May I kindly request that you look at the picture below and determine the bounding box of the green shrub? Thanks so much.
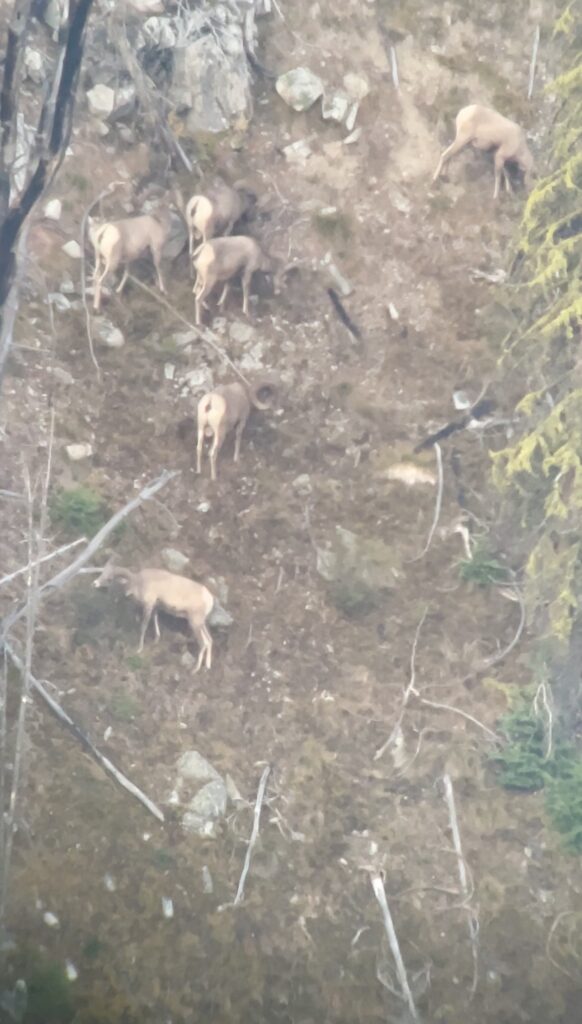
[492,701,550,790]
[49,486,109,538]
[546,760,582,852]
[459,545,509,586]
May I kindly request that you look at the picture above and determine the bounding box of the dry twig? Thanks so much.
[233,764,271,905]
[409,443,443,562]
[374,610,427,761]
[370,873,420,1020]
[442,775,479,998]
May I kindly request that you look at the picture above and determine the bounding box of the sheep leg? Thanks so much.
[151,247,166,294]
[217,282,230,307]
[194,275,216,326]
[196,423,206,474]
[202,624,212,669]
[233,417,246,462]
[432,134,471,182]
[241,271,252,317]
[138,602,155,652]
[209,424,226,481]
[493,150,507,200]
[503,167,513,194]
[190,622,211,672]
[153,612,161,641]
[115,267,129,294]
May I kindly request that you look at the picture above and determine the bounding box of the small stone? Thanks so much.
[292,473,312,496]
[161,548,190,573]
[344,102,359,133]
[52,366,74,385]
[161,897,174,919]
[176,750,220,784]
[103,873,116,892]
[207,602,234,629]
[276,67,324,112]
[42,0,63,32]
[48,292,71,312]
[44,198,62,221]
[87,84,115,118]
[129,0,165,11]
[283,139,312,164]
[225,774,245,804]
[197,501,211,513]
[94,318,125,348]
[321,91,350,123]
[229,321,255,344]
[388,303,399,320]
[182,779,228,837]
[343,128,362,145]
[24,48,45,85]
[343,73,370,101]
[164,363,176,380]
[181,367,213,392]
[43,911,59,928]
[59,274,75,293]
[62,240,82,259]
[65,443,92,461]
[202,865,214,893]
[65,961,78,982]
[326,261,353,297]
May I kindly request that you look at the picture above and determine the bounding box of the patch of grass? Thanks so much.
[327,578,382,619]
[108,690,141,722]
[150,847,176,870]
[25,961,74,1024]
[126,653,145,671]
[49,486,109,538]
[546,760,582,852]
[459,545,509,586]
[82,936,107,960]
[68,171,90,194]
[312,209,353,244]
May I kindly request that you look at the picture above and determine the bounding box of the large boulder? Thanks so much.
[171,15,252,133]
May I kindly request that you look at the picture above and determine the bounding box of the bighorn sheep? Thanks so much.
[89,208,173,312]
[197,380,274,480]
[432,104,534,200]
[93,564,214,669]
[192,235,278,324]
[185,182,254,258]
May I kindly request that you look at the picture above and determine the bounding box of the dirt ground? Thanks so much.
[2,1,581,1022]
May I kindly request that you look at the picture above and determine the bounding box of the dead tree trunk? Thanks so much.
[0,0,95,381]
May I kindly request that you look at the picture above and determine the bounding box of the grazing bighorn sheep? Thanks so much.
[185,182,254,258]
[93,564,214,670]
[197,380,274,480]
[433,104,534,200]
[192,235,278,325]
[89,208,173,312]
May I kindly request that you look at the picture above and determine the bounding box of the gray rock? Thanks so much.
[239,341,266,371]
[87,84,115,118]
[164,363,175,381]
[182,779,227,837]
[201,865,214,893]
[44,199,62,221]
[61,240,82,259]
[321,91,350,123]
[109,83,137,123]
[52,367,74,386]
[282,139,313,164]
[94,318,125,349]
[181,367,213,392]
[344,102,360,133]
[316,526,398,616]
[171,25,251,133]
[176,750,221,784]
[276,67,324,111]
[141,15,177,49]
[292,473,312,496]
[326,260,353,297]
[59,274,75,293]
[207,601,234,629]
[48,293,71,312]
[65,443,93,461]
[343,72,370,101]
[161,548,190,573]
[24,48,45,85]
[229,321,255,344]
[42,0,64,33]
[173,329,198,349]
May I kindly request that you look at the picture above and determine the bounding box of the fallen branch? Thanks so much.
[375,609,427,761]
[527,25,540,100]
[442,775,479,998]
[0,537,85,589]
[4,643,164,822]
[390,46,400,90]
[417,697,501,743]
[545,911,579,982]
[409,443,443,562]
[127,274,251,386]
[479,585,526,671]
[233,764,271,905]
[0,469,179,644]
[327,287,362,340]
[370,873,420,1021]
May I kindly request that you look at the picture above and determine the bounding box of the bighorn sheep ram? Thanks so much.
[185,182,254,258]
[433,104,534,200]
[192,235,279,325]
[197,380,274,480]
[89,208,173,312]
[94,564,214,670]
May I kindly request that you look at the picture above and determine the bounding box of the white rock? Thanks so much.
[66,443,93,462]
[343,73,370,101]
[52,367,74,385]
[282,139,312,164]
[164,363,176,380]
[94,318,125,348]
[292,473,312,496]
[229,321,254,344]
[65,960,78,981]
[44,199,62,221]
[43,911,59,928]
[345,102,360,133]
[276,67,324,112]
[176,751,220,784]
[343,128,362,145]
[48,293,71,312]
[62,240,82,259]
[24,49,44,85]
[181,367,213,392]
[104,873,116,892]
[321,91,350,123]
[142,16,177,49]
[87,84,115,118]
[59,274,75,293]
[162,897,174,919]
[161,548,190,574]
